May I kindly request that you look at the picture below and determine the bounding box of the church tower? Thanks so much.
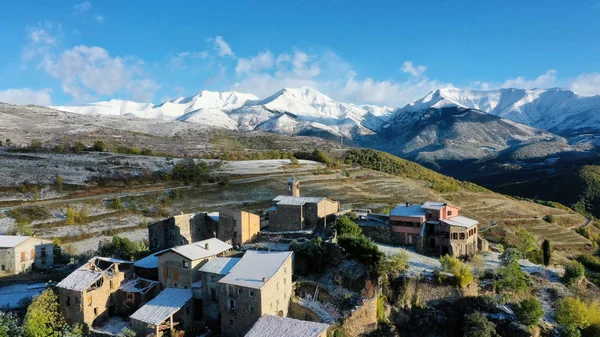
[287,174,300,197]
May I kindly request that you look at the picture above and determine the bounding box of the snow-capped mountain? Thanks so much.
[50,87,390,138]
[394,88,600,136]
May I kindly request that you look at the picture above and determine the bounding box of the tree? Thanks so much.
[494,260,531,294]
[290,156,299,165]
[55,176,64,189]
[23,289,67,337]
[333,216,362,237]
[542,239,552,266]
[563,262,585,286]
[546,214,556,223]
[109,198,124,210]
[556,297,590,332]
[92,140,106,152]
[440,254,473,288]
[72,142,85,154]
[499,248,522,266]
[0,311,23,337]
[77,206,89,223]
[514,297,544,327]
[516,227,536,258]
[463,312,498,337]
[377,252,408,278]
[65,207,76,225]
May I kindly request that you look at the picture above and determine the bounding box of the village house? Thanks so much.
[218,250,294,337]
[266,175,340,232]
[129,287,195,336]
[389,201,480,256]
[148,211,259,251]
[197,257,242,327]
[57,257,134,327]
[0,235,53,275]
[244,315,330,337]
[157,238,233,290]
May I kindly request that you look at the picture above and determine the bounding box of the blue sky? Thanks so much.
[1,0,599,107]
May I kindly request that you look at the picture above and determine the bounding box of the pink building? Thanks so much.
[389,201,479,256]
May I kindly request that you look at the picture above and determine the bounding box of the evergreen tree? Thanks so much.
[23,289,67,337]
[542,239,552,266]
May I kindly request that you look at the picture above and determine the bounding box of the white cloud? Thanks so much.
[42,45,158,101]
[235,51,274,74]
[210,36,234,57]
[402,61,427,77]
[95,15,104,23]
[0,88,52,105]
[501,69,557,89]
[22,22,62,61]
[74,1,92,14]
[169,51,210,68]
[570,73,600,96]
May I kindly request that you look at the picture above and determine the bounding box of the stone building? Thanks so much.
[157,238,232,289]
[149,211,259,251]
[389,201,480,256]
[218,250,294,337]
[129,287,194,336]
[287,174,300,197]
[0,235,53,275]
[57,257,133,327]
[245,315,329,337]
[197,257,241,326]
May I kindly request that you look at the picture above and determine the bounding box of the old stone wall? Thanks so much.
[360,225,403,245]
[288,301,321,322]
[342,296,378,336]
[269,204,304,232]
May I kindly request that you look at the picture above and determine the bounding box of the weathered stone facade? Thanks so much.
[217,211,260,246]
[0,236,53,275]
[268,198,340,232]
[341,296,378,336]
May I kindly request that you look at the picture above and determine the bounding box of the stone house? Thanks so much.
[218,250,294,337]
[197,257,242,326]
[157,238,232,290]
[57,257,133,327]
[0,235,53,275]
[389,201,479,256]
[245,315,329,337]
[149,211,259,251]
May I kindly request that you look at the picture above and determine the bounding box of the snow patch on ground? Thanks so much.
[0,282,47,309]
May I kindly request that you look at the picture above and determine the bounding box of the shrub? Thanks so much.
[563,262,585,286]
[494,260,531,294]
[23,289,67,337]
[92,140,107,152]
[101,236,149,261]
[0,311,23,337]
[556,297,590,331]
[576,255,600,272]
[516,227,536,258]
[463,312,497,337]
[546,214,556,223]
[109,198,124,210]
[514,297,544,327]
[171,158,211,184]
[337,234,383,267]
[377,252,408,278]
[290,156,299,165]
[499,248,522,266]
[333,216,362,237]
[72,142,85,153]
[440,255,473,288]
[289,237,327,273]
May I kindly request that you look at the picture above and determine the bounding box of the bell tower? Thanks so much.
[287,174,300,197]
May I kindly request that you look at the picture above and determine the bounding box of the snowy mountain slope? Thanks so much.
[50,87,388,138]
[395,88,600,136]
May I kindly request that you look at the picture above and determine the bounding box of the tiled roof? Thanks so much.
[245,315,329,337]
[219,250,292,289]
[199,257,241,275]
[0,235,49,248]
[129,288,192,325]
[161,238,232,261]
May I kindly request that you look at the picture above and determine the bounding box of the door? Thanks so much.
[429,238,436,249]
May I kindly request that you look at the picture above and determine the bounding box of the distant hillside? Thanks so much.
[495,165,600,218]
[344,148,489,193]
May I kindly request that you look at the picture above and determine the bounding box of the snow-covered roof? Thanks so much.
[133,249,169,269]
[97,257,132,264]
[421,201,446,210]
[288,174,297,183]
[129,288,192,325]
[0,235,50,248]
[442,216,478,228]
[161,238,232,261]
[199,257,241,275]
[57,257,130,291]
[207,212,220,223]
[219,250,292,289]
[245,315,329,337]
[273,195,323,206]
[389,204,426,218]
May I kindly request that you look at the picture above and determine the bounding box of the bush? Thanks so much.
[563,262,585,286]
[463,312,497,337]
[289,238,327,273]
[576,255,600,272]
[92,140,107,152]
[0,311,23,337]
[171,158,211,185]
[377,252,408,278]
[23,289,67,337]
[499,248,523,266]
[440,255,473,288]
[514,297,544,327]
[333,216,362,237]
[72,142,85,153]
[101,236,149,261]
[556,297,591,332]
[108,198,124,210]
[493,260,531,294]
[546,214,556,223]
[338,234,383,267]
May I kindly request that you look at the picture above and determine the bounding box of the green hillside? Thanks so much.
[496,165,600,218]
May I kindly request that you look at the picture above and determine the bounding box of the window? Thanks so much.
[283,278,287,285]
[249,290,255,297]
[186,306,189,314]
[270,302,274,309]
[75,297,80,304]
[276,282,279,290]
[109,280,114,289]
[88,296,92,306]
[284,292,287,299]
[1,265,4,271]
[459,233,465,240]
[210,288,217,302]
[93,308,98,316]
[182,260,189,269]
[228,299,235,313]
[31,249,35,260]
[66,296,71,306]
[238,287,243,295]
[229,320,233,325]
[41,247,46,257]
[249,305,255,312]
[20,252,26,262]
[210,275,216,282]
[447,210,452,216]
[284,267,287,273]
[127,293,133,300]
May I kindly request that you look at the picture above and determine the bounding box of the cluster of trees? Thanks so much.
[344,148,487,193]
[100,236,150,261]
[65,206,89,225]
[438,255,473,288]
[171,158,211,185]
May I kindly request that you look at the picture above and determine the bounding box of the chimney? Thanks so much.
[205,243,209,250]
[405,202,409,207]
[262,277,266,282]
